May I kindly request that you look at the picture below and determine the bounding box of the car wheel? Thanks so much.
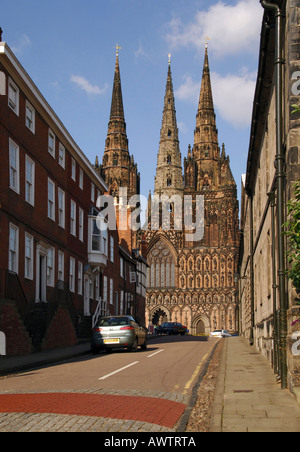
[130,338,138,352]
[141,338,147,351]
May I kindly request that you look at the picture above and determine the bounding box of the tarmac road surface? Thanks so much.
[0,335,218,432]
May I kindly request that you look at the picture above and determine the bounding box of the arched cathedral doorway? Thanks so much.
[196,320,205,335]
[192,315,210,336]
[152,308,169,326]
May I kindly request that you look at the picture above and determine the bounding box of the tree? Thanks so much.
[285,181,300,293]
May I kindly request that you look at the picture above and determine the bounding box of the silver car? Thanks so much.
[91,315,147,354]
[209,329,232,338]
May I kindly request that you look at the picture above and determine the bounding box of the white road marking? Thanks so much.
[98,361,139,380]
[147,349,164,358]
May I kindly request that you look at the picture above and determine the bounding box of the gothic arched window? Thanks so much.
[148,240,176,289]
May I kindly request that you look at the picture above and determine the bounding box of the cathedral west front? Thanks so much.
[97,45,239,336]
[143,46,239,335]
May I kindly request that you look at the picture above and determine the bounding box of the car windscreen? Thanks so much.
[98,317,129,327]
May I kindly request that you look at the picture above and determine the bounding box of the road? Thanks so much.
[0,336,218,432]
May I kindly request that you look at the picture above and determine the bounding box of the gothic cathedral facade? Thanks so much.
[97,47,239,335]
[144,47,239,335]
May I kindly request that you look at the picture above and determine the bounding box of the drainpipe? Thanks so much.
[260,1,287,389]
[268,191,279,376]
[249,194,255,346]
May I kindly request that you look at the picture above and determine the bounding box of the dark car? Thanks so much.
[91,315,147,354]
[155,322,187,336]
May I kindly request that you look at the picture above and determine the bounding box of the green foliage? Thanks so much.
[292,104,300,114]
[285,181,300,291]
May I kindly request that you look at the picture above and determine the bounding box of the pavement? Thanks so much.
[0,340,92,376]
[209,337,300,432]
[0,336,300,432]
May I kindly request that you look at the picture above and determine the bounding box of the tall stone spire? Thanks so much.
[99,48,140,200]
[193,45,220,163]
[154,57,183,197]
[109,50,124,120]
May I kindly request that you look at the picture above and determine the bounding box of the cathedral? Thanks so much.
[97,45,239,335]
[143,46,239,335]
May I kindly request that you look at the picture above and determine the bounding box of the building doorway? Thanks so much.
[84,275,90,316]
[35,244,47,303]
[152,308,168,326]
[193,315,210,336]
[196,320,205,335]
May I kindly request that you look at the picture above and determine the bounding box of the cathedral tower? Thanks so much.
[97,48,140,200]
[154,57,183,197]
[193,44,220,164]
[185,45,236,193]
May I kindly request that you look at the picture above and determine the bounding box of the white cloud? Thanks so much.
[211,71,256,128]
[71,75,108,95]
[175,69,257,129]
[135,40,147,59]
[165,0,262,57]
[11,34,31,55]
[177,121,188,135]
[176,74,200,104]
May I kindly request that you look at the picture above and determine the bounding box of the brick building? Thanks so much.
[0,37,145,357]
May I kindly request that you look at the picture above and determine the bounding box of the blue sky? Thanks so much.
[2,0,264,203]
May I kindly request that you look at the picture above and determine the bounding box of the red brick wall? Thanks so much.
[42,305,77,351]
[0,300,32,356]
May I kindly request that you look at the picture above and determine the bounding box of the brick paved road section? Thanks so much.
[0,413,177,432]
[0,393,186,430]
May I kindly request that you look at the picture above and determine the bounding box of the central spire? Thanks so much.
[110,49,124,120]
[154,58,183,197]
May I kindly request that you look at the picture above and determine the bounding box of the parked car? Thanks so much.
[91,315,147,354]
[209,330,232,338]
[155,322,187,336]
